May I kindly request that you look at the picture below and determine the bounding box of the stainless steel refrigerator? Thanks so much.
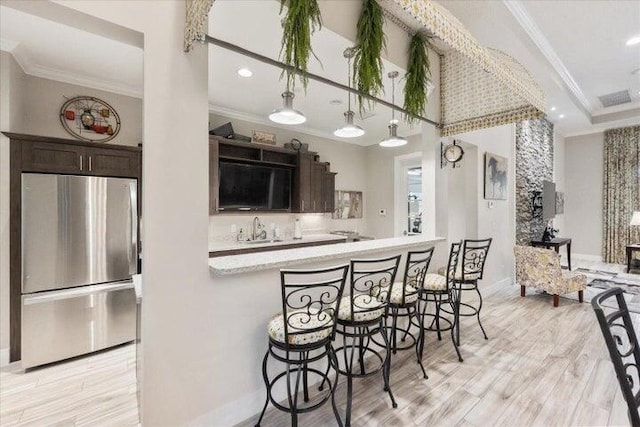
[21,173,138,368]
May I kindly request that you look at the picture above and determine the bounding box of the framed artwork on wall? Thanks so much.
[332,190,363,219]
[484,152,508,200]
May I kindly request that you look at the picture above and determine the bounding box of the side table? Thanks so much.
[626,244,640,273]
[531,237,572,270]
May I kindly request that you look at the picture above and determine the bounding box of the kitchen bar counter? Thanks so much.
[209,235,445,276]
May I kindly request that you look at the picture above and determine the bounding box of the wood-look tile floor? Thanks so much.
[0,261,635,427]
[0,344,138,427]
[238,278,636,427]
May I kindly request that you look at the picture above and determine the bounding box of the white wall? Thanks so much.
[452,124,517,286]
[564,132,604,258]
[20,73,142,146]
[0,51,25,363]
[553,131,565,233]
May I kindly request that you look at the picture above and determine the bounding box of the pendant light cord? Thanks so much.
[347,56,352,112]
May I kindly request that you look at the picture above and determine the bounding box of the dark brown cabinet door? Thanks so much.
[312,163,327,213]
[85,147,140,178]
[296,153,315,213]
[322,172,336,213]
[21,141,84,173]
[209,140,219,214]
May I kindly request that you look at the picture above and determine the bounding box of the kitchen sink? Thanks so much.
[241,239,284,244]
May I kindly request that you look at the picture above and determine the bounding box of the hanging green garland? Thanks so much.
[404,33,431,123]
[353,0,387,113]
[279,0,322,90]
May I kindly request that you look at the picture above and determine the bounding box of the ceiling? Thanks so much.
[1,0,638,139]
[435,0,640,137]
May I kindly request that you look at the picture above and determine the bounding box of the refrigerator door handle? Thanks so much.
[23,281,134,305]
[129,181,138,275]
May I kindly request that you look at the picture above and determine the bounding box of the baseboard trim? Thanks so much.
[0,348,9,367]
[572,253,603,262]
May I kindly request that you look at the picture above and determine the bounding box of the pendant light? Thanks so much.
[334,48,365,138]
[269,90,306,125]
[379,71,408,148]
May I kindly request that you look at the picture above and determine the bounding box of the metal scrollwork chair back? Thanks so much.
[447,241,463,288]
[350,255,401,321]
[401,248,435,305]
[460,238,492,281]
[280,264,349,347]
[592,287,640,426]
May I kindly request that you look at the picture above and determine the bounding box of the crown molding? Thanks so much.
[208,104,374,146]
[503,0,594,118]
[1,41,142,99]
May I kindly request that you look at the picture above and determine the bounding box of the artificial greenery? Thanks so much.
[353,0,386,113]
[279,0,322,91]
[403,33,431,123]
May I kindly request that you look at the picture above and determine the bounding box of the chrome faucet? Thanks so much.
[252,216,266,240]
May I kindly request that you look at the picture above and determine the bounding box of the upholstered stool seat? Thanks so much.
[268,311,334,346]
[436,266,481,281]
[422,273,447,291]
[337,295,385,322]
[387,283,419,304]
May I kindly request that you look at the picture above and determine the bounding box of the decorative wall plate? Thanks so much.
[60,96,121,143]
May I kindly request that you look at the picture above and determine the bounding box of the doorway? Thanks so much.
[394,152,423,237]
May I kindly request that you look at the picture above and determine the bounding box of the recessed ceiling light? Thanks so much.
[329,99,343,106]
[237,68,253,78]
[559,114,565,119]
[550,106,556,112]
[626,35,640,46]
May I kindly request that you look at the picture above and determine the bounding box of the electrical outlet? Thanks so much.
[379,209,387,216]
[231,224,237,233]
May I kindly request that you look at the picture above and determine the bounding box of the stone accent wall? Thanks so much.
[515,118,554,245]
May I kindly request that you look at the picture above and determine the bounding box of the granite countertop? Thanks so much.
[208,233,347,253]
[209,235,445,276]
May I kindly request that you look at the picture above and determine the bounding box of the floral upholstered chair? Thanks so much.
[514,245,587,307]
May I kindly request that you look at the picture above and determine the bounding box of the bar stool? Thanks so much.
[440,238,492,345]
[331,255,401,427]
[255,264,349,427]
[384,248,434,379]
[416,242,463,366]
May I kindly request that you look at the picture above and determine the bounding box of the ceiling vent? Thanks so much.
[598,90,631,108]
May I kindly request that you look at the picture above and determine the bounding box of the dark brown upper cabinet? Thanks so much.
[209,136,336,215]
[10,133,141,179]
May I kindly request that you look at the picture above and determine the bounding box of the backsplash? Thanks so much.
[208,213,368,243]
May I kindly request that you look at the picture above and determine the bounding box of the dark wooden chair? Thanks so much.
[592,287,640,426]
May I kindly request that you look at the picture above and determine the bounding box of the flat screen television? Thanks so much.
[542,180,556,220]
[219,161,291,210]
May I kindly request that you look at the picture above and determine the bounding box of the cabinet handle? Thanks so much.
[89,156,92,172]
[80,155,83,171]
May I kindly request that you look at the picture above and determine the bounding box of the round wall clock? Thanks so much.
[60,96,121,143]
[443,141,464,164]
